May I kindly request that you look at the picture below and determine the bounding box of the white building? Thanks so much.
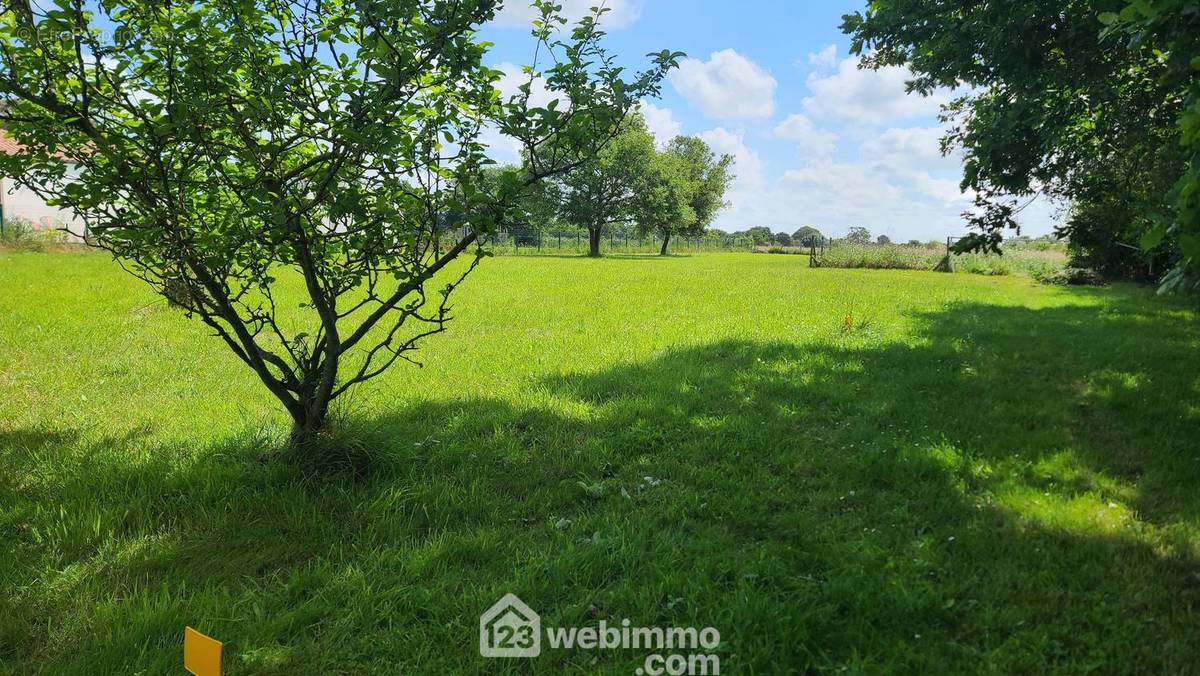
[0,130,86,239]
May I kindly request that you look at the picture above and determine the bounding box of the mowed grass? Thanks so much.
[1,251,1199,674]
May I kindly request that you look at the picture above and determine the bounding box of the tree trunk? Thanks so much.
[588,227,602,257]
[659,232,671,256]
[289,391,331,447]
[287,345,339,448]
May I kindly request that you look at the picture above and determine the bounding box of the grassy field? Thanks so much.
[2,251,1199,673]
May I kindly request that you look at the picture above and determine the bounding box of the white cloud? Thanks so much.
[694,53,1055,240]
[639,102,682,147]
[698,127,765,188]
[859,127,948,170]
[808,45,838,68]
[670,49,777,121]
[857,127,972,204]
[493,0,642,29]
[478,124,524,165]
[493,62,558,108]
[906,172,970,204]
[803,56,953,124]
[712,160,972,239]
[774,113,838,161]
[779,163,906,213]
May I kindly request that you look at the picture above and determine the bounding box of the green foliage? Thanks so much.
[0,0,678,441]
[655,135,735,251]
[788,241,1068,278]
[1041,266,1108,286]
[817,242,942,270]
[842,0,1194,290]
[4,251,1200,672]
[542,111,658,255]
[742,226,774,246]
[846,226,872,245]
[1103,0,1200,292]
[0,215,36,246]
[631,147,695,254]
[546,128,734,257]
[793,225,823,245]
[0,216,71,252]
[876,235,892,245]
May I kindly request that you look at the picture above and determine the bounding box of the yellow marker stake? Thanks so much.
[183,626,222,676]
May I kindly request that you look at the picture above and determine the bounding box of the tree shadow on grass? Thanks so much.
[2,290,1198,673]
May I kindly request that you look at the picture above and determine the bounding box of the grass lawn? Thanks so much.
[2,251,1199,673]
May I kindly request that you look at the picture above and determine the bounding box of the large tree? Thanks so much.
[846,226,872,245]
[1105,1,1200,291]
[0,0,678,445]
[646,135,734,256]
[792,226,823,246]
[743,226,773,246]
[545,111,657,257]
[841,0,1194,287]
[631,148,694,256]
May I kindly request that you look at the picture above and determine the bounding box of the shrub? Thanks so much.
[0,216,37,242]
[819,243,942,270]
[956,254,1013,276]
[1040,267,1106,286]
[0,217,68,251]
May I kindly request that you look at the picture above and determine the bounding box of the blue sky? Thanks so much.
[480,0,1060,241]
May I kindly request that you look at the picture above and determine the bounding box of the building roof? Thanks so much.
[0,128,74,160]
[0,129,24,155]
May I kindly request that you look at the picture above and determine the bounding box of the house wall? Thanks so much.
[1,168,87,240]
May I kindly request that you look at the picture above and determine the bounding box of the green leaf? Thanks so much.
[1140,224,1166,250]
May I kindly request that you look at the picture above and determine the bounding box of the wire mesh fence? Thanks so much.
[458,226,756,255]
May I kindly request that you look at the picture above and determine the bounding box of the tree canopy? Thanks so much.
[842,0,1199,289]
[536,119,733,256]
[846,227,872,245]
[539,111,656,256]
[743,226,774,246]
[635,135,734,255]
[792,226,823,245]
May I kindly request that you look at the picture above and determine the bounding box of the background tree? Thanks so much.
[632,149,695,256]
[744,226,774,246]
[0,0,678,446]
[542,112,656,257]
[876,235,892,245]
[773,232,793,247]
[650,135,734,255]
[846,227,872,245]
[842,0,1193,287]
[1105,1,1200,291]
[792,226,823,246]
